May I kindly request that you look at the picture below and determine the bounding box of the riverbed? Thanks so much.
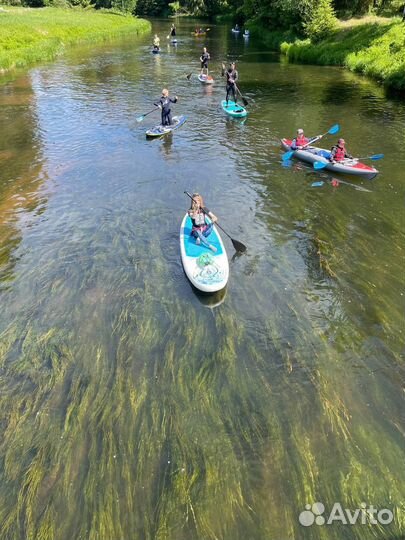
[0,18,404,540]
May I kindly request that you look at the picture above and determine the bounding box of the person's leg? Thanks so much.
[226,85,230,105]
[232,85,237,104]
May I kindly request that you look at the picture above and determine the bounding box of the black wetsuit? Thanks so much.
[200,51,210,70]
[171,27,176,36]
[154,95,178,126]
[226,68,238,104]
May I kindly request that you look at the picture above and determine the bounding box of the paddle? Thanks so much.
[186,72,192,80]
[282,123,340,161]
[136,106,158,122]
[355,153,384,161]
[313,152,383,170]
[184,191,246,253]
[221,63,248,106]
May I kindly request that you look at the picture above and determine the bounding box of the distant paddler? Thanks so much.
[200,47,211,76]
[153,34,160,52]
[224,62,238,106]
[154,88,178,127]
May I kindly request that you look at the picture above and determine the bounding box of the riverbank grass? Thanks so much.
[0,7,150,73]
[280,16,405,90]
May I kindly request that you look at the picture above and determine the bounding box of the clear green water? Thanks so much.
[0,18,404,540]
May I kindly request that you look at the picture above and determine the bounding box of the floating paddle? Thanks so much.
[355,153,384,161]
[184,191,246,253]
[282,124,340,161]
[136,106,158,122]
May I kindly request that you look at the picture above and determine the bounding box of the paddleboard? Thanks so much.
[171,39,178,44]
[243,31,250,38]
[180,214,229,293]
[231,28,240,33]
[152,48,160,54]
[221,99,248,118]
[198,74,214,84]
[146,115,187,138]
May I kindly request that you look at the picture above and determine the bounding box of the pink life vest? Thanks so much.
[296,135,309,147]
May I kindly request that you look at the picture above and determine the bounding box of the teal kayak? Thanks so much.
[221,100,247,118]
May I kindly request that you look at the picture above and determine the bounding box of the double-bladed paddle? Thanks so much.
[313,153,383,170]
[136,106,158,122]
[282,123,340,162]
[184,191,246,253]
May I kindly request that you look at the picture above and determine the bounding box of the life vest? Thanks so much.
[191,210,206,229]
[296,135,308,146]
[332,145,346,161]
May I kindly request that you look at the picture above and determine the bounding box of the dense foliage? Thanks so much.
[1,0,403,40]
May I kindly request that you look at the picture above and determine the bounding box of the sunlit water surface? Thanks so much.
[0,18,404,540]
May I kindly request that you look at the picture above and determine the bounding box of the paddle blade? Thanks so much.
[232,238,247,253]
[311,181,324,187]
[242,96,248,106]
[370,153,384,160]
[314,161,328,170]
[186,72,192,80]
[328,124,340,135]
[282,150,294,161]
[136,115,144,122]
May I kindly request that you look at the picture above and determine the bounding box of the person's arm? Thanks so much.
[345,149,353,159]
[170,96,178,103]
[329,147,337,161]
[291,138,297,150]
[234,70,239,82]
[204,207,217,223]
[308,134,322,145]
[154,98,162,108]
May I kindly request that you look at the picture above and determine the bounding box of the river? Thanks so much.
[0,17,404,540]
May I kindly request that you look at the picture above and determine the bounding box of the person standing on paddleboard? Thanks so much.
[291,128,321,150]
[200,47,210,76]
[154,89,178,127]
[329,138,353,162]
[153,34,160,52]
[188,194,218,252]
[225,62,238,106]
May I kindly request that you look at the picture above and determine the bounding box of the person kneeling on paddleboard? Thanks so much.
[225,62,238,106]
[291,128,321,150]
[200,47,210,76]
[188,194,218,252]
[154,89,178,127]
[329,138,352,162]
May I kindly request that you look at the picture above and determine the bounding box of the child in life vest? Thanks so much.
[330,138,352,162]
[291,128,321,150]
[188,194,218,252]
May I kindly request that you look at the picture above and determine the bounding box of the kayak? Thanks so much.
[221,99,248,118]
[180,214,229,293]
[198,74,214,84]
[243,31,250,38]
[281,138,379,180]
[146,115,187,138]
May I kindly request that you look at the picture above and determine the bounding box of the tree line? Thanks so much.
[3,0,403,39]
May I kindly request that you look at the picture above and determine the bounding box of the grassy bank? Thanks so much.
[0,6,151,73]
[279,16,405,90]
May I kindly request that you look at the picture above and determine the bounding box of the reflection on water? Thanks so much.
[0,19,405,540]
